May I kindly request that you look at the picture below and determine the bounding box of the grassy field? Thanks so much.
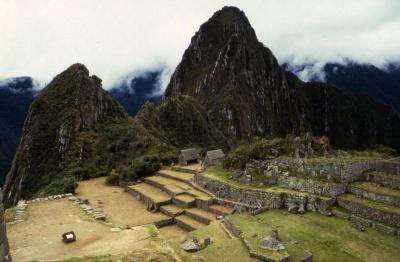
[227,210,400,262]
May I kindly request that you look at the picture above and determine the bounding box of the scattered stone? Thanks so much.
[216,215,224,220]
[68,196,78,201]
[110,227,122,232]
[260,230,285,251]
[298,203,306,214]
[291,240,299,245]
[288,203,299,214]
[204,237,212,247]
[352,222,366,231]
[232,204,242,215]
[94,214,106,221]
[62,231,76,243]
[181,236,202,252]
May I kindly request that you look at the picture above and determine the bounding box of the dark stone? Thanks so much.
[62,231,77,243]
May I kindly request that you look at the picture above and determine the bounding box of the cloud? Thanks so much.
[0,0,399,91]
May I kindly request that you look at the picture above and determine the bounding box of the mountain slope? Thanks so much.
[3,64,128,205]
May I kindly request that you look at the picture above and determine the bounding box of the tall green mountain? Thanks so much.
[3,64,129,205]
[162,6,400,150]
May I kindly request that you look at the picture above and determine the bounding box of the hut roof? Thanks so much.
[180,148,199,162]
[205,149,225,161]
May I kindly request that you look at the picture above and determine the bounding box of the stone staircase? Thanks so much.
[125,167,233,232]
[334,170,400,235]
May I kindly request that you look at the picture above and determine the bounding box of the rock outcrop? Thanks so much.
[3,64,127,206]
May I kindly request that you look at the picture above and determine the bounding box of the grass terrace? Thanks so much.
[351,182,400,198]
[226,210,400,262]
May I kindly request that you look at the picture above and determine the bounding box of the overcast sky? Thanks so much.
[1,0,399,90]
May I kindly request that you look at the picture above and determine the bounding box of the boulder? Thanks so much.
[181,236,202,252]
[260,230,285,251]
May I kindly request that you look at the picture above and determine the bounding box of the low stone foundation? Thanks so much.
[1,188,12,262]
[194,174,334,215]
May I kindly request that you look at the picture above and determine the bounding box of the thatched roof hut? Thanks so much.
[179,148,200,165]
[202,149,225,168]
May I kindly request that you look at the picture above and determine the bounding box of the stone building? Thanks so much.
[179,148,200,165]
[0,188,12,261]
[202,149,225,168]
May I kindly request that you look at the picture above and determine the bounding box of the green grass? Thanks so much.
[4,207,16,223]
[339,194,400,215]
[227,210,400,262]
[351,182,400,198]
[203,166,331,200]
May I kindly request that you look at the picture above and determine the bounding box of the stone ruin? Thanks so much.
[260,229,285,251]
[1,188,12,262]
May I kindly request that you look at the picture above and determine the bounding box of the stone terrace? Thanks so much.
[124,166,233,232]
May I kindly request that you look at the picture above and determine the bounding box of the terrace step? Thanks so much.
[172,194,196,208]
[145,175,190,190]
[125,183,171,210]
[175,214,206,231]
[158,169,194,183]
[185,208,216,225]
[337,194,400,228]
[160,204,185,217]
[349,182,400,207]
[203,204,233,216]
[365,171,400,190]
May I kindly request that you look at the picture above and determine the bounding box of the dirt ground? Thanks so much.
[158,224,187,240]
[7,198,151,262]
[75,177,170,227]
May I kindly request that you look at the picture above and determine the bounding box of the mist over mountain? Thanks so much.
[109,71,162,115]
[284,62,400,112]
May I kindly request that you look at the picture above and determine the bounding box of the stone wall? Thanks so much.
[0,188,12,261]
[277,175,347,198]
[337,196,400,227]
[348,186,400,207]
[273,158,400,183]
[194,174,334,215]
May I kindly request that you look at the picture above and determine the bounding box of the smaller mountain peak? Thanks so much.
[66,63,89,74]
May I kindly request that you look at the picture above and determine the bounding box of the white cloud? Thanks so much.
[0,0,399,90]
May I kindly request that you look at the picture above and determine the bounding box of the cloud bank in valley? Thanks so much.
[1,0,399,90]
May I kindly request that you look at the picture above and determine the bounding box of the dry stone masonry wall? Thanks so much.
[0,188,12,262]
[194,174,334,215]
